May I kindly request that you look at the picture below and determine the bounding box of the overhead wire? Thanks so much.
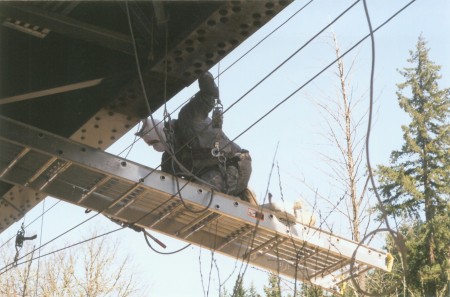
[115,0,315,158]
[0,200,61,250]
[0,0,416,282]
[347,0,413,295]
[219,0,315,78]
[221,0,360,117]
[124,1,219,214]
[120,0,361,189]
[224,0,417,292]
[120,0,413,278]
[0,211,102,276]
[116,0,363,215]
[2,227,124,273]
[225,0,418,150]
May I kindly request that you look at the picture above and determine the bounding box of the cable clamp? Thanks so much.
[212,100,223,129]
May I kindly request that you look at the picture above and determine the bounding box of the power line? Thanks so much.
[115,0,316,159]
[0,0,271,277]
[227,0,417,148]
[0,0,416,281]
[219,0,316,78]
[224,0,417,289]
[0,211,101,275]
[1,227,124,274]
[120,0,362,193]
[222,0,361,117]
[0,200,61,250]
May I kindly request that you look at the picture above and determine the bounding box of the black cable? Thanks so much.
[226,0,418,150]
[0,211,101,275]
[0,200,61,250]
[0,0,414,279]
[222,0,360,117]
[143,231,191,255]
[219,0,315,78]
[1,227,124,273]
[116,0,315,158]
[125,1,218,214]
[116,0,319,174]
[363,0,400,236]
[145,0,360,176]
[347,0,413,295]
[118,0,363,207]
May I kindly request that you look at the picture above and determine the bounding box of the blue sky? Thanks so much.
[2,0,449,296]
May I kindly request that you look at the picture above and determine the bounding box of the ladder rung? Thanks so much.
[39,161,71,191]
[309,258,349,279]
[216,225,253,251]
[149,201,183,228]
[0,147,30,178]
[183,213,221,239]
[25,156,57,186]
[78,176,110,203]
[244,235,280,259]
[114,189,147,215]
[107,183,141,210]
[255,237,289,258]
[176,211,213,236]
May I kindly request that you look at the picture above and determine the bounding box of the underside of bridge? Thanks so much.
[0,0,291,230]
[0,2,390,294]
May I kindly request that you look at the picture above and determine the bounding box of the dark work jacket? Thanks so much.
[177,92,242,156]
[161,92,242,175]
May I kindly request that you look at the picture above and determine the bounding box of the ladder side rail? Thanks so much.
[0,116,389,273]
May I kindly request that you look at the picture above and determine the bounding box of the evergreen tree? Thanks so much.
[264,274,282,297]
[299,284,325,297]
[248,283,261,297]
[233,280,248,297]
[377,36,450,296]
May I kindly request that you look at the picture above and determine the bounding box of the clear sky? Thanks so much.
[1,0,449,296]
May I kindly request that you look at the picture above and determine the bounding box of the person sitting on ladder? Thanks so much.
[136,72,257,205]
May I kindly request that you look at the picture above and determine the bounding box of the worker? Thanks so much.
[136,72,256,205]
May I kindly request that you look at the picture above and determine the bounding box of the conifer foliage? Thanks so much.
[377,36,450,296]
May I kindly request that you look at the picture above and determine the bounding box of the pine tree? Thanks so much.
[377,36,450,296]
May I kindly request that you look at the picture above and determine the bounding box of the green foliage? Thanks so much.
[299,284,325,297]
[377,35,450,219]
[264,274,282,297]
[248,283,261,297]
[224,279,262,297]
[376,36,450,296]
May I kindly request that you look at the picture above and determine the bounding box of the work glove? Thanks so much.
[198,72,219,99]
